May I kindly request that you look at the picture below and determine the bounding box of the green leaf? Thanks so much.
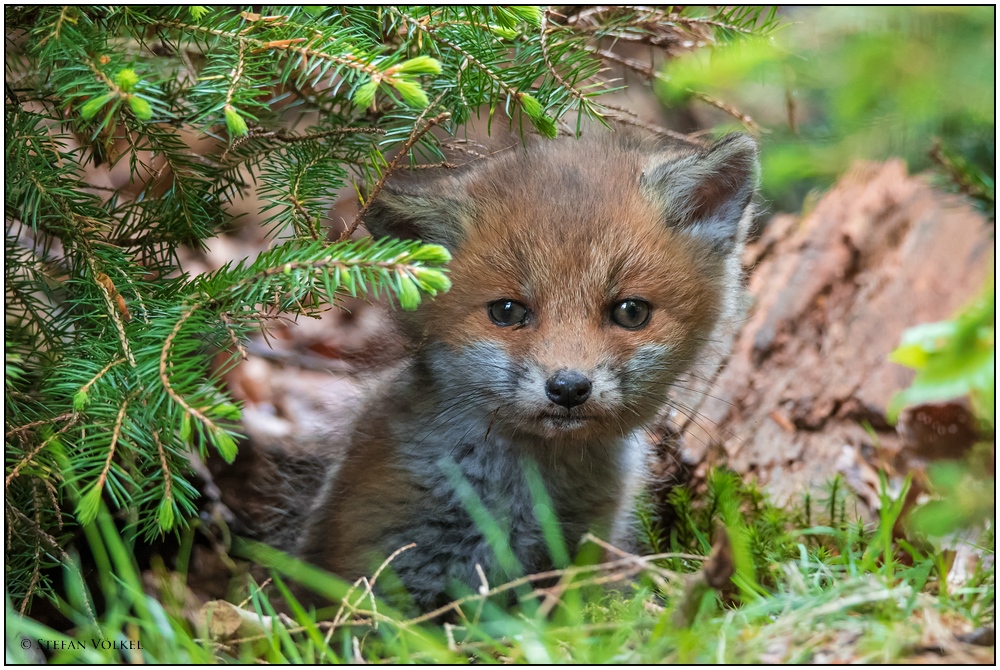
[396,272,422,310]
[891,320,959,367]
[889,345,995,422]
[114,68,139,93]
[353,80,378,109]
[80,93,117,120]
[392,79,430,109]
[157,498,176,531]
[73,390,89,412]
[128,96,152,121]
[224,105,248,136]
[888,282,994,424]
[76,485,104,525]
[887,343,930,369]
[909,462,995,535]
[188,5,209,20]
[393,56,442,76]
[211,426,238,463]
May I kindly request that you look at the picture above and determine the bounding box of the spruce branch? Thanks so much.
[92,394,132,494]
[149,19,381,77]
[691,91,761,134]
[344,110,452,241]
[159,303,224,440]
[5,414,76,439]
[88,258,136,367]
[74,357,126,410]
[5,417,80,488]
[539,8,598,112]
[600,101,703,145]
[151,428,173,526]
[37,5,76,47]
[392,10,552,131]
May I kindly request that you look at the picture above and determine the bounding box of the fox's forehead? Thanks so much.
[449,203,713,327]
[454,165,700,303]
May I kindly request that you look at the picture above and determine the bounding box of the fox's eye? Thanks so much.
[610,299,651,329]
[488,300,529,327]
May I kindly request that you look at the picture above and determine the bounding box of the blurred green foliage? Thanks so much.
[658,6,995,213]
[890,282,995,536]
[888,282,995,429]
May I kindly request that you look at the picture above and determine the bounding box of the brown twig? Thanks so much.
[401,542,692,626]
[691,91,761,134]
[599,102,703,146]
[331,543,416,632]
[929,139,995,209]
[88,258,136,367]
[150,20,381,77]
[540,8,598,110]
[340,110,451,241]
[588,46,657,79]
[18,483,49,613]
[92,393,133,493]
[77,356,127,402]
[219,126,385,165]
[151,428,173,516]
[5,413,74,439]
[395,12,518,101]
[220,314,248,361]
[288,153,326,240]
[5,416,80,488]
[159,304,223,437]
[223,38,247,113]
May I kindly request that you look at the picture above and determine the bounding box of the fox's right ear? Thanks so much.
[362,179,473,250]
[641,133,759,255]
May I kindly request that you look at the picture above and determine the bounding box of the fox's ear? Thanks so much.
[641,133,759,254]
[362,179,473,250]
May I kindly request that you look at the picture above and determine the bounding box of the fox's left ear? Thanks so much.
[362,177,473,250]
[641,134,759,254]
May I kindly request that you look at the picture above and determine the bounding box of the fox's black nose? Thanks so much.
[545,370,592,408]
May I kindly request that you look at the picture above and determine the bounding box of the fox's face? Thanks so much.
[365,132,758,442]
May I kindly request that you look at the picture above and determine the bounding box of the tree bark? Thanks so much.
[655,160,994,511]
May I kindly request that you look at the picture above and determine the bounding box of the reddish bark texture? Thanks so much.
[659,160,994,507]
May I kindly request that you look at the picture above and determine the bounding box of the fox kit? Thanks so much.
[298,130,758,612]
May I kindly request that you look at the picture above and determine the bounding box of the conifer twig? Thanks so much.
[5,414,75,438]
[691,91,761,133]
[159,304,223,436]
[341,110,451,241]
[5,417,80,488]
[540,8,600,111]
[92,393,134,493]
[151,20,381,77]
[77,357,127,400]
[151,429,173,514]
[600,101,702,145]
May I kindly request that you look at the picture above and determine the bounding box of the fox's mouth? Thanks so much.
[536,410,592,430]
[537,409,590,420]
